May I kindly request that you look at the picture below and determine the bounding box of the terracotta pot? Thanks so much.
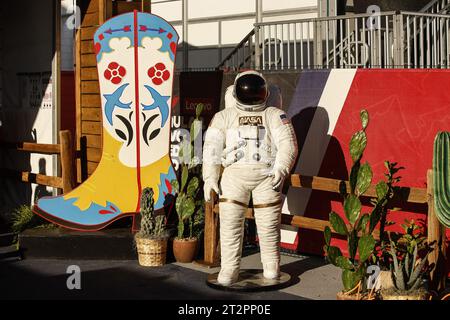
[173,237,198,263]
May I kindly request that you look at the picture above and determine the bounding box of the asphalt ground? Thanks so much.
[0,252,341,300]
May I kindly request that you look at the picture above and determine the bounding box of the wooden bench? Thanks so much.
[199,170,447,291]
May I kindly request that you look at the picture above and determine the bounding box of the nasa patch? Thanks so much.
[239,116,263,126]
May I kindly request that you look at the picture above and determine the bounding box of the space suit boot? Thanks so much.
[263,262,280,280]
[217,268,240,286]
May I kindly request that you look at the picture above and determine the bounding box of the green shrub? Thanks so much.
[10,205,54,233]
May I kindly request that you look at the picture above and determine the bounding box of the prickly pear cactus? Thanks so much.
[323,109,403,294]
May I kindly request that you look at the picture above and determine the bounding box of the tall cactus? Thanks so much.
[323,109,403,294]
[170,103,205,240]
[139,187,166,238]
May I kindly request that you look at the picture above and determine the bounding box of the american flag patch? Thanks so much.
[280,113,290,125]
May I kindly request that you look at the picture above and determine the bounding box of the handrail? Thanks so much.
[253,11,397,27]
[420,0,442,13]
[217,28,256,69]
[400,10,450,17]
[420,0,450,13]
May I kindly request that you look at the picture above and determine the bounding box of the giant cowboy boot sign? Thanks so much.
[33,11,178,231]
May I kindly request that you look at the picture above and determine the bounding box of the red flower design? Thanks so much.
[104,62,126,84]
[148,62,170,85]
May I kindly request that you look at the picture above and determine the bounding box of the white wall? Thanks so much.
[151,0,319,69]
[61,0,76,71]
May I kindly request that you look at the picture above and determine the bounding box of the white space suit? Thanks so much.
[203,71,298,285]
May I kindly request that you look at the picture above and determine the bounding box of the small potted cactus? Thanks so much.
[171,162,204,263]
[381,221,432,300]
[134,187,169,267]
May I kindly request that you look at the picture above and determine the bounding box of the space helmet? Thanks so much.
[233,70,269,111]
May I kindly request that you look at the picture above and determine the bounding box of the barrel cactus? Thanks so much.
[138,187,166,238]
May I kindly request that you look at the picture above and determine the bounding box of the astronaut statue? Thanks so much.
[202,70,298,286]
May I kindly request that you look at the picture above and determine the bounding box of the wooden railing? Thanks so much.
[0,130,76,194]
[199,170,447,291]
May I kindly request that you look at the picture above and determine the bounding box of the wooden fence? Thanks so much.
[200,170,447,291]
[0,130,76,194]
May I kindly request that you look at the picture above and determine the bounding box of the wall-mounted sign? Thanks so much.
[18,72,52,109]
[179,71,223,124]
[182,97,214,116]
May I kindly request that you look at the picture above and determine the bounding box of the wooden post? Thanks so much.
[59,130,75,194]
[99,0,107,24]
[427,169,446,291]
[195,190,220,267]
[74,5,82,184]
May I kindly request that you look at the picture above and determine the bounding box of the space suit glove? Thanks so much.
[267,165,290,191]
[204,179,220,202]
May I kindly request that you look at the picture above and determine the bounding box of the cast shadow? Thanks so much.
[280,255,328,286]
[285,106,348,255]
[0,259,304,300]
[0,0,56,232]
[33,158,52,203]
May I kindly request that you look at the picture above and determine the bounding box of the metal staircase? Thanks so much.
[420,0,450,14]
[218,0,450,71]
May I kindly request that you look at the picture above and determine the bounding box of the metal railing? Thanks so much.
[420,0,450,14]
[403,11,450,68]
[218,10,450,71]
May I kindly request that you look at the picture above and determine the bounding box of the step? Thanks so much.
[0,232,20,261]
[19,227,138,260]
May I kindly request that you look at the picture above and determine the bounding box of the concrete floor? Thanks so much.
[178,251,341,300]
[0,251,341,300]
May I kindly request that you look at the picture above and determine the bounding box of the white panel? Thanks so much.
[280,69,356,244]
[221,18,254,45]
[262,12,318,23]
[188,0,255,19]
[282,69,357,217]
[263,0,318,11]
[152,0,182,21]
[281,229,298,244]
[188,22,219,46]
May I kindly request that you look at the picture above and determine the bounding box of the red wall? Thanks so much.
[60,71,76,141]
[293,70,450,272]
